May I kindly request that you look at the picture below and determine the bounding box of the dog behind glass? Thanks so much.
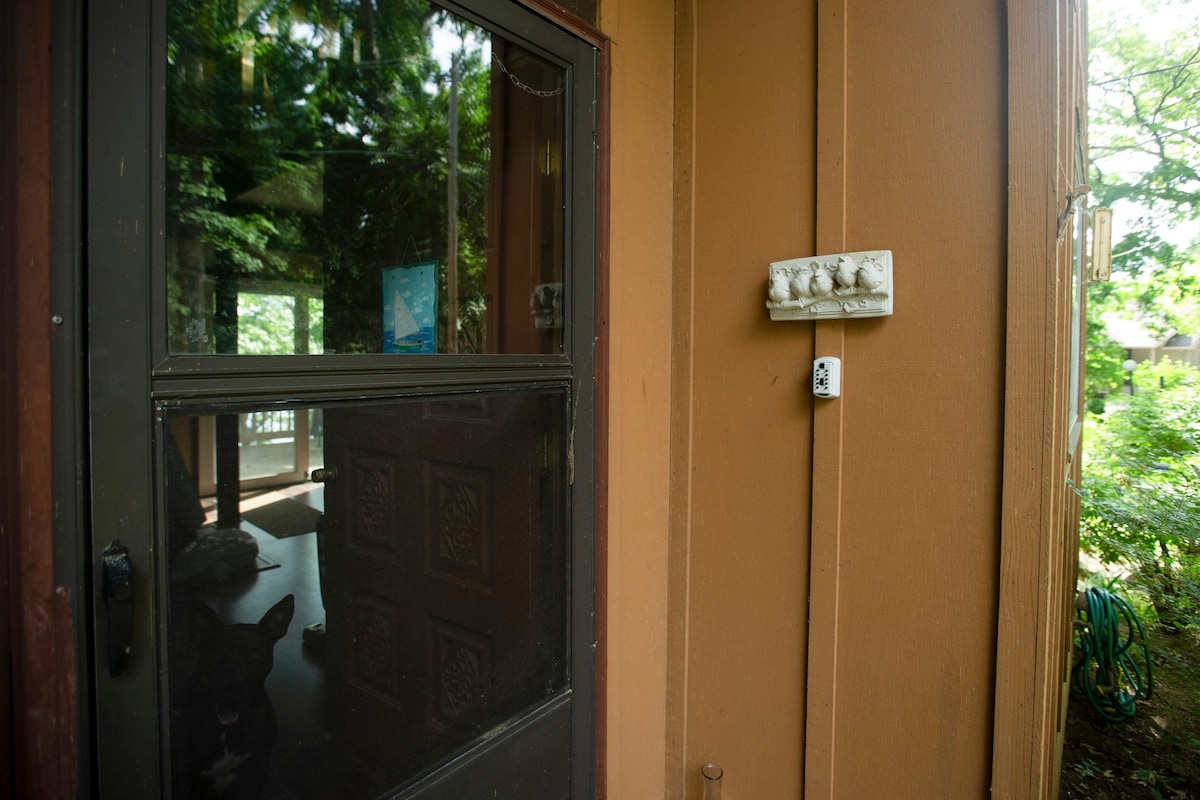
[172,594,294,798]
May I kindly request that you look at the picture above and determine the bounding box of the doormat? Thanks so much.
[242,498,321,539]
[256,552,282,572]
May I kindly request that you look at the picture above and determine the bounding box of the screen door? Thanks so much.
[86,1,597,796]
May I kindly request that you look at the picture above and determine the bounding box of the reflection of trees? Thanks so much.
[167,0,491,354]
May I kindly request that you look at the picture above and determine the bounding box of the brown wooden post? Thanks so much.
[2,0,79,795]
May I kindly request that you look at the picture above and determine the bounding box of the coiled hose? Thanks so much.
[1071,587,1154,722]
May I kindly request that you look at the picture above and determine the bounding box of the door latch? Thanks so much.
[101,539,134,677]
[311,467,337,483]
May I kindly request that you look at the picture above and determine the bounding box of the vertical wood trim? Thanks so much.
[665,0,696,797]
[7,0,78,796]
[0,0,16,789]
[1047,5,1088,795]
[992,0,1064,796]
[815,0,847,252]
[521,0,607,47]
[594,32,612,800]
[514,7,610,797]
[805,0,848,796]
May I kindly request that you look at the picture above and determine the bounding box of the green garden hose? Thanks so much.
[1071,587,1154,722]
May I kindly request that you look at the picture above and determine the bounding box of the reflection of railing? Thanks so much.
[238,409,307,485]
[196,408,321,495]
[241,409,296,446]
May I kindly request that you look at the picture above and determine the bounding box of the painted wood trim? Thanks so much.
[804,0,848,796]
[991,0,1067,796]
[5,0,79,796]
[665,0,696,797]
[0,0,16,788]
[594,31,612,800]
[514,5,611,796]
[1046,7,1090,795]
[521,0,606,47]
[513,7,611,797]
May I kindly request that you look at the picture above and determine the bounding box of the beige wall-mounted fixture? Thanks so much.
[766,250,894,320]
[1092,208,1114,282]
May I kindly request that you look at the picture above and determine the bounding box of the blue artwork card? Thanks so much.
[382,262,438,354]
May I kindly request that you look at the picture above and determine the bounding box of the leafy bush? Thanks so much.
[1079,358,1200,630]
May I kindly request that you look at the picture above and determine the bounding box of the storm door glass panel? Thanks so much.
[162,389,568,798]
[166,0,566,356]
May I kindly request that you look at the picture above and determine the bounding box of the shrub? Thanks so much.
[1079,358,1200,630]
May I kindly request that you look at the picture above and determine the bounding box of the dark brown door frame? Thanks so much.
[2,0,88,796]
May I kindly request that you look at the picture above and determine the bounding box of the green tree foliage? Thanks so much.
[1079,359,1200,629]
[1089,3,1200,277]
[1082,2,1200,628]
[1087,0,1200,397]
[166,0,494,354]
[236,293,324,354]
[1090,2,1200,225]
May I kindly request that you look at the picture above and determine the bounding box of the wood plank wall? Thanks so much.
[661,0,1010,795]
[815,1,1008,796]
[674,1,817,797]
[993,1,1085,796]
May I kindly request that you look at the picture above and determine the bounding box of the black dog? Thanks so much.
[172,594,295,798]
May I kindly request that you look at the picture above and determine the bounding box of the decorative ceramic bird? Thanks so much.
[790,266,813,299]
[810,263,834,296]
[834,256,858,289]
[857,258,886,292]
[768,271,791,303]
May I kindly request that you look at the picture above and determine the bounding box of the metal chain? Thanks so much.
[491,53,564,97]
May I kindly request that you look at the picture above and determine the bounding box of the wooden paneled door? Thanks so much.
[318,391,568,786]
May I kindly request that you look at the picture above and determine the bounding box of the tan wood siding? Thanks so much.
[815,1,1009,796]
[676,1,818,796]
[993,0,1087,797]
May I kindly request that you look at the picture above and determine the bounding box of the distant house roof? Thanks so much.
[1166,333,1197,348]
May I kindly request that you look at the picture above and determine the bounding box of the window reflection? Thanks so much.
[163,390,568,797]
[167,1,566,356]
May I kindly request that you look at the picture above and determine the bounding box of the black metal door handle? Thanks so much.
[101,539,133,677]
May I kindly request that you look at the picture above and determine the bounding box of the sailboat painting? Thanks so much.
[382,261,438,353]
